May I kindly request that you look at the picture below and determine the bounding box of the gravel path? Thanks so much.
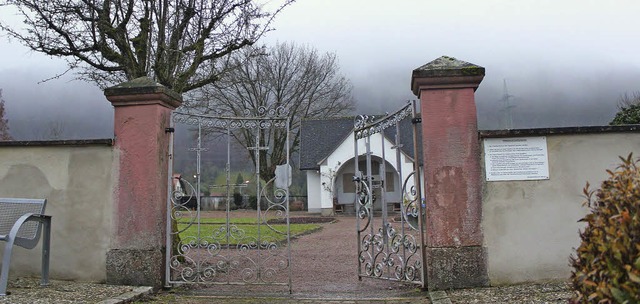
[184,215,425,299]
[0,213,572,303]
[154,214,571,303]
[0,278,136,304]
[291,216,419,297]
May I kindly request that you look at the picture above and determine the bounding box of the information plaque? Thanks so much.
[484,136,549,181]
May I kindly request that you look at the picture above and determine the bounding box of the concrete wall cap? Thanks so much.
[104,77,183,109]
[479,124,640,138]
[0,139,113,147]
[411,56,485,96]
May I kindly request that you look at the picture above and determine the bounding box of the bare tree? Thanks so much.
[0,0,294,92]
[617,92,640,108]
[611,91,640,125]
[0,89,12,140]
[34,121,69,140]
[321,161,341,203]
[193,42,354,182]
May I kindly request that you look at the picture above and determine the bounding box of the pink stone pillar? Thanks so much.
[411,56,488,289]
[104,77,182,287]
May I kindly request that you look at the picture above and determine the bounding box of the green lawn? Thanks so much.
[178,217,258,224]
[176,219,320,245]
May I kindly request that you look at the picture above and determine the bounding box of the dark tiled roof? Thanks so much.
[299,116,422,170]
[382,118,422,163]
[299,117,354,170]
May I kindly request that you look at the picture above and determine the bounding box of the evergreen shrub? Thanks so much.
[570,154,640,303]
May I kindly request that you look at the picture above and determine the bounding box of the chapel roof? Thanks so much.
[299,115,422,171]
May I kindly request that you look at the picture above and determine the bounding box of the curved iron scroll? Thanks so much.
[167,106,291,291]
[354,100,424,286]
[168,177,290,284]
[401,171,422,231]
[173,106,288,129]
[354,172,373,233]
[354,103,412,139]
[356,172,423,282]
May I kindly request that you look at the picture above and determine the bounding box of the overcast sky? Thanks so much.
[261,0,640,126]
[1,0,640,138]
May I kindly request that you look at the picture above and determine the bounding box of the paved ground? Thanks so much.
[133,214,571,303]
[135,293,428,303]
[0,213,572,303]
[148,214,430,302]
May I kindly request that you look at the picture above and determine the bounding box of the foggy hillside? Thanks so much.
[2,61,637,183]
[2,64,637,140]
[1,68,113,140]
[352,65,638,130]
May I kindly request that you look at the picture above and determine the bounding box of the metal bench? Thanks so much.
[0,198,51,296]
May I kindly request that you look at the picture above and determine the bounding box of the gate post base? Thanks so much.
[106,248,165,288]
[425,246,489,290]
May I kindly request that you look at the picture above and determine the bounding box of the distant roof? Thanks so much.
[299,116,422,170]
[299,117,354,170]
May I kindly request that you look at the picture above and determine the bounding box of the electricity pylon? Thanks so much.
[499,79,515,129]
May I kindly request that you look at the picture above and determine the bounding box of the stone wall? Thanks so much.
[0,77,180,288]
[481,127,640,284]
[0,140,115,281]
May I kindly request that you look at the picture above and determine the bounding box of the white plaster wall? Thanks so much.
[334,159,404,207]
[318,131,415,212]
[482,133,640,284]
[0,144,115,282]
[306,171,321,213]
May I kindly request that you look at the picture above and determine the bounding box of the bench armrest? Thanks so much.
[8,213,52,250]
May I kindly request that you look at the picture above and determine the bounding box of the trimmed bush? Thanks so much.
[248,195,257,210]
[233,192,243,208]
[570,154,640,303]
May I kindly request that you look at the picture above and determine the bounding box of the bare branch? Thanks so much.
[195,42,354,181]
[0,0,295,92]
[617,92,640,109]
[37,66,75,84]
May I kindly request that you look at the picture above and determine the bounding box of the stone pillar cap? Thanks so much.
[411,56,485,96]
[104,76,183,109]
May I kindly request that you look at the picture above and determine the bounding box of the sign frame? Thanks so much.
[483,136,549,181]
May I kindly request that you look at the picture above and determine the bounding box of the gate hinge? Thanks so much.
[165,127,175,133]
[411,117,422,124]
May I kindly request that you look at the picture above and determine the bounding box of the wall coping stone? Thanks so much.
[0,139,114,147]
[479,125,640,138]
[411,56,485,95]
[104,77,182,109]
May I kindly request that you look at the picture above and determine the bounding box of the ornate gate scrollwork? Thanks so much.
[165,107,292,292]
[353,101,426,287]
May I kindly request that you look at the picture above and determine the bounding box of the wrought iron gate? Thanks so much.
[165,107,292,292]
[353,101,426,288]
